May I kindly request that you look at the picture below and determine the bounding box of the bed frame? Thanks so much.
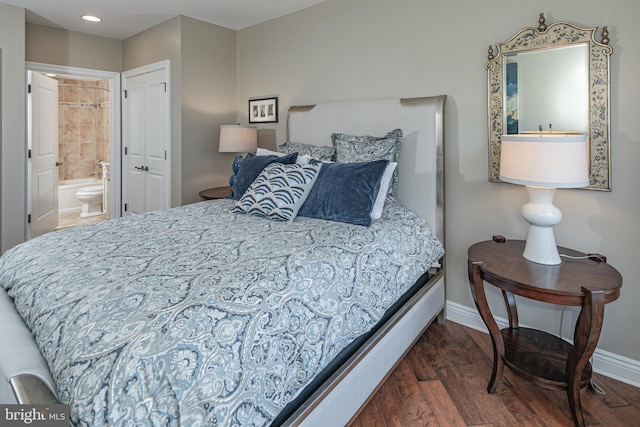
[282,95,446,425]
[0,95,447,426]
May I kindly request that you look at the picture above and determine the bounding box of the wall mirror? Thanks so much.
[486,13,613,190]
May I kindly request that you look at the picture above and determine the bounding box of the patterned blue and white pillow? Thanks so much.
[278,141,336,161]
[332,128,403,198]
[233,162,322,221]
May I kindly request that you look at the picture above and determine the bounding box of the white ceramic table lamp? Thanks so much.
[499,133,590,265]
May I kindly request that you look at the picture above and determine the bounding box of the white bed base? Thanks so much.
[283,95,446,425]
[285,272,444,426]
[0,95,447,426]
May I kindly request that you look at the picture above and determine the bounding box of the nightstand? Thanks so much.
[199,186,232,201]
[467,239,622,427]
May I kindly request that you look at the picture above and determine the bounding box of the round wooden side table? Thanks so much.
[467,238,622,427]
[199,186,231,201]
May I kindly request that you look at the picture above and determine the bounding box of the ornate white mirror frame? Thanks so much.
[486,13,613,190]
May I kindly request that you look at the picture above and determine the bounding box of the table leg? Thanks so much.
[502,290,519,329]
[566,287,604,427]
[468,260,504,393]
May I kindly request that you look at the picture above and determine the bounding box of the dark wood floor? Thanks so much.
[350,321,640,426]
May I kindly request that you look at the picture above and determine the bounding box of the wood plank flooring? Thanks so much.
[350,321,640,426]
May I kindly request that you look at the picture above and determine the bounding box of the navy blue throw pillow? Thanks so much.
[298,159,389,226]
[231,152,298,200]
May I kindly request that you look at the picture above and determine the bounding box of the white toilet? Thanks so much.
[76,185,103,218]
[75,161,110,218]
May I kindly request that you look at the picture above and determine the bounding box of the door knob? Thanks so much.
[55,162,62,166]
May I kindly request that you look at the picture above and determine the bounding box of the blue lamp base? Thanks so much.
[229,154,244,186]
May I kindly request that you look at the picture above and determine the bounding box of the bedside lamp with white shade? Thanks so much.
[499,133,590,265]
[219,124,258,186]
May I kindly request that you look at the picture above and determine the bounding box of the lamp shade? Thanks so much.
[499,134,590,188]
[219,125,258,153]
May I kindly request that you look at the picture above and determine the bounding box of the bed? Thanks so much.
[0,95,446,426]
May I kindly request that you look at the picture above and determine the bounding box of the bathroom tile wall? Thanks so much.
[56,78,110,181]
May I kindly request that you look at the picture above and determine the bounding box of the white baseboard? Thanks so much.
[446,300,640,388]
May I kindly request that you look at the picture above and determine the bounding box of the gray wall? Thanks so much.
[0,4,25,253]
[180,17,237,203]
[236,0,640,362]
[26,24,122,72]
[123,16,237,204]
[123,17,184,207]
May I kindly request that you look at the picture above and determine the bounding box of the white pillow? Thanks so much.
[370,162,397,220]
[256,147,280,156]
[256,147,311,165]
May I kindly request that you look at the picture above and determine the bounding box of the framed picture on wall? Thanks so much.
[249,97,278,123]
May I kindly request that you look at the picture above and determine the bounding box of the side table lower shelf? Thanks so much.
[502,328,592,390]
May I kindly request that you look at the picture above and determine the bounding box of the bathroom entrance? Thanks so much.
[26,62,121,238]
[55,76,111,229]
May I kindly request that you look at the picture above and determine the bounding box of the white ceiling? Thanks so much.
[3,0,329,40]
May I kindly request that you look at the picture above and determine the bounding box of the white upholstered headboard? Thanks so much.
[287,96,446,243]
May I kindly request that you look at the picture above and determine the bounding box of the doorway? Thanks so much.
[26,62,121,238]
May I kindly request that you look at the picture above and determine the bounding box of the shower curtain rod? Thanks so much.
[57,83,110,92]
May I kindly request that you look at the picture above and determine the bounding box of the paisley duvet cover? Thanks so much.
[0,199,443,426]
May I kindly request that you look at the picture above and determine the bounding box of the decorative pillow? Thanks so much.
[278,141,335,162]
[230,152,298,200]
[256,147,312,165]
[233,162,322,221]
[298,159,389,227]
[370,162,397,220]
[332,128,402,197]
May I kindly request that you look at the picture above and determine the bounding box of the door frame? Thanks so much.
[26,62,122,229]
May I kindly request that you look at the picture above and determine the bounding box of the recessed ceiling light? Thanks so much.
[82,15,102,23]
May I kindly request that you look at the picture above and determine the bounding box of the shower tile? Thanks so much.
[58,106,66,125]
[60,162,71,181]
[65,161,80,180]
[67,106,81,124]
[79,108,95,126]
[79,160,93,178]
[80,125,95,144]
[79,88,93,104]
[102,145,111,163]
[68,124,81,141]
[96,109,108,127]
[80,143,97,160]
[62,148,80,164]
[97,125,110,143]
[59,106,70,124]
[67,86,80,104]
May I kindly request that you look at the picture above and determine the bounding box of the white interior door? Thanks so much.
[144,73,169,213]
[28,71,59,238]
[122,63,170,216]
[123,78,145,215]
